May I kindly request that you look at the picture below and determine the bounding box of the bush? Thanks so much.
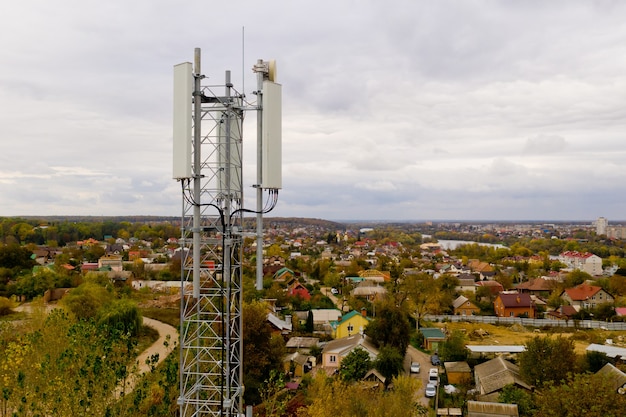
[0,296,15,316]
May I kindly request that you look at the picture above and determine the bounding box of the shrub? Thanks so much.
[0,296,15,316]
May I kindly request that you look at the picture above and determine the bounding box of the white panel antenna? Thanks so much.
[262,80,282,189]
[172,62,193,179]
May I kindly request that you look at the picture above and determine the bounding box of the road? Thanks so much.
[406,345,432,407]
[321,287,349,312]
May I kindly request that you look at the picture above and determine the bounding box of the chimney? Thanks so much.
[361,308,367,317]
[516,295,521,304]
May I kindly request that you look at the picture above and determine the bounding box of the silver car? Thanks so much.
[425,383,437,398]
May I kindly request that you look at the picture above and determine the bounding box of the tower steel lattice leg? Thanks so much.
[178,59,245,416]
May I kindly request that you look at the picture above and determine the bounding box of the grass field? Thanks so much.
[431,321,626,354]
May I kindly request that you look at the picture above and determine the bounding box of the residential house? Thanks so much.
[476,280,504,296]
[420,328,446,351]
[267,312,293,335]
[546,305,577,320]
[494,293,535,318]
[558,251,603,276]
[350,282,387,301]
[452,295,480,316]
[329,309,371,339]
[515,277,554,298]
[287,281,311,301]
[273,267,296,283]
[362,368,386,390]
[444,361,472,385]
[308,309,343,333]
[474,356,532,402]
[98,254,123,272]
[358,269,390,283]
[468,259,496,280]
[456,275,477,293]
[560,282,614,311]
[321,334,379,372]
[283,351,311,378]
[285,336,319,353]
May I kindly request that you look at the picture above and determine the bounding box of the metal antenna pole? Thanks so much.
[255,59,265,291]
[192,48,202,299]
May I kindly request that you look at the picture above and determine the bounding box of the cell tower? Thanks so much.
[173,49,281,416]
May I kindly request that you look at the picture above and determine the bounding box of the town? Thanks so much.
[1,215,626,416]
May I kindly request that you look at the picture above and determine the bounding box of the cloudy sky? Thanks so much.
[1,1,625,222]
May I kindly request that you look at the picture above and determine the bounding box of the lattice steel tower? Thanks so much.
[173,48,281,417]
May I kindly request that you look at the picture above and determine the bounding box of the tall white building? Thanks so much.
[595,217,609,236]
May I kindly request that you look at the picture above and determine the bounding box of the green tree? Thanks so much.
[305,310,314,333]
[365,302,411,355]
[374,345,404,385]
[338,346,371,382]
[498,384,536,417]
[97,298,142,337]
[519,336,577,388]
[534,372,626,417]
[61,281,113,320]
[439,330,468,362]
[242,301,285,405]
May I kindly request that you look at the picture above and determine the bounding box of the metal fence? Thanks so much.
[424,314,626,331]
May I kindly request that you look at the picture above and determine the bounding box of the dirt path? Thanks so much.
[115,317,178,397]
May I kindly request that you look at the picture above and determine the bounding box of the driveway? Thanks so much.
[321,287,349,312]
[406,345,432,407]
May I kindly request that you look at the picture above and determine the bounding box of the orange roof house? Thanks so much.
[560,283,614,311]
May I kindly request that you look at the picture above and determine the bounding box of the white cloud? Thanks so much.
[1,0,626,220]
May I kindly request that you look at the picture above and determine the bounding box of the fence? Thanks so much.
[424,314,626,331]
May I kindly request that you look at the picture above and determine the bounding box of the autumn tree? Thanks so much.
[298,373,425,417]
[519,336,578,388]
[534,372,626,417]
[400,272,439,329]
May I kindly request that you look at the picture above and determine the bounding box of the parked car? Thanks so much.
[428,368,439,385]
[425,383,437,398]
[430,354,441,366]
[330,287,339,295]
[410,362,420,373]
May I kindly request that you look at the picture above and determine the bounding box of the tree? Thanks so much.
[400,272,439,329]
[374,345,404,385]
[298,373,425,417]
[61,281,113,320]
[338,347,371,381]
[439,330,468,362]
[97,298,142,337]
[305,310,314,333]
[498,384,536,417]
[242,301,285,405]
[534,372,626,417]
[519,336,577,388]
[365,302,411,355]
